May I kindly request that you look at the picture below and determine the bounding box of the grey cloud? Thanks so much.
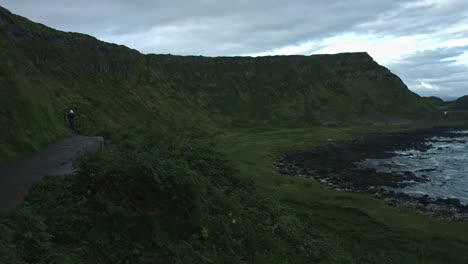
[0,0,410,55]
[1,0,465,55]
[356,0,468,37]
[388,46,468,98]
[0,0,467,97]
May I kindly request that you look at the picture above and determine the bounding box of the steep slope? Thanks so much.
[443,95,468,120]
[423,96,446,107]
[449,95,468,110]
[0,6,437,162]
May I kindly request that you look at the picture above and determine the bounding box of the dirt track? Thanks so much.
[0,135,103,209]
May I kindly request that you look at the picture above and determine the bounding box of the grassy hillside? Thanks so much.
[1,6,467,264]
[432,96,468,120]
[0,5,439,163]
[422,96,446,107]
[448,95,468,110]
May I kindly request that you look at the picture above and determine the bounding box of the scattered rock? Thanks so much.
[275,126,468,222]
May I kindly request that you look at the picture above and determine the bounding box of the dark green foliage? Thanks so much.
[22,176,91,244]
[3,133,468,263]
[1,137,325,263]
[0,208,52,264]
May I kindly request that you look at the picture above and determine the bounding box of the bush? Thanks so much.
[0,208,52,264]
[4,135,331,263]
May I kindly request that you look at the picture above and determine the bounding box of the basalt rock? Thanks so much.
[276,126,468,221]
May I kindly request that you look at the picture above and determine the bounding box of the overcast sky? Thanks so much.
[1,0,467,99]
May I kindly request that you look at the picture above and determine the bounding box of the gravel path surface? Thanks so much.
[0,135,103,209]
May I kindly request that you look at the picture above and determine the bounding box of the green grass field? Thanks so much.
[2,124,467,263]
[216,125,468,263]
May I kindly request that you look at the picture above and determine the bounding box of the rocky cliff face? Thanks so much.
[0,5,439,161]
[0,6,64,41]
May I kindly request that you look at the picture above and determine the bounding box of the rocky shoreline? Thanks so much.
[276,126,468,221]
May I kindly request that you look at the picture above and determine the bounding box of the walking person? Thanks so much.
[67,110,75,130]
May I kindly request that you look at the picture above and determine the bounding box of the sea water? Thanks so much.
[357,130,468,205]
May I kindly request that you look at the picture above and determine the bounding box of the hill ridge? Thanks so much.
[0,5,438,163]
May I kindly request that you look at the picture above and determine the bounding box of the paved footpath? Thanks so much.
[0,135,103,209]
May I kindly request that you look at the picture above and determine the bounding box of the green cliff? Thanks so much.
[0,6,437,162]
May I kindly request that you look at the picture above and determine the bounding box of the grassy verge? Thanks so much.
[216,125,468,263]
[1,124,468,263]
